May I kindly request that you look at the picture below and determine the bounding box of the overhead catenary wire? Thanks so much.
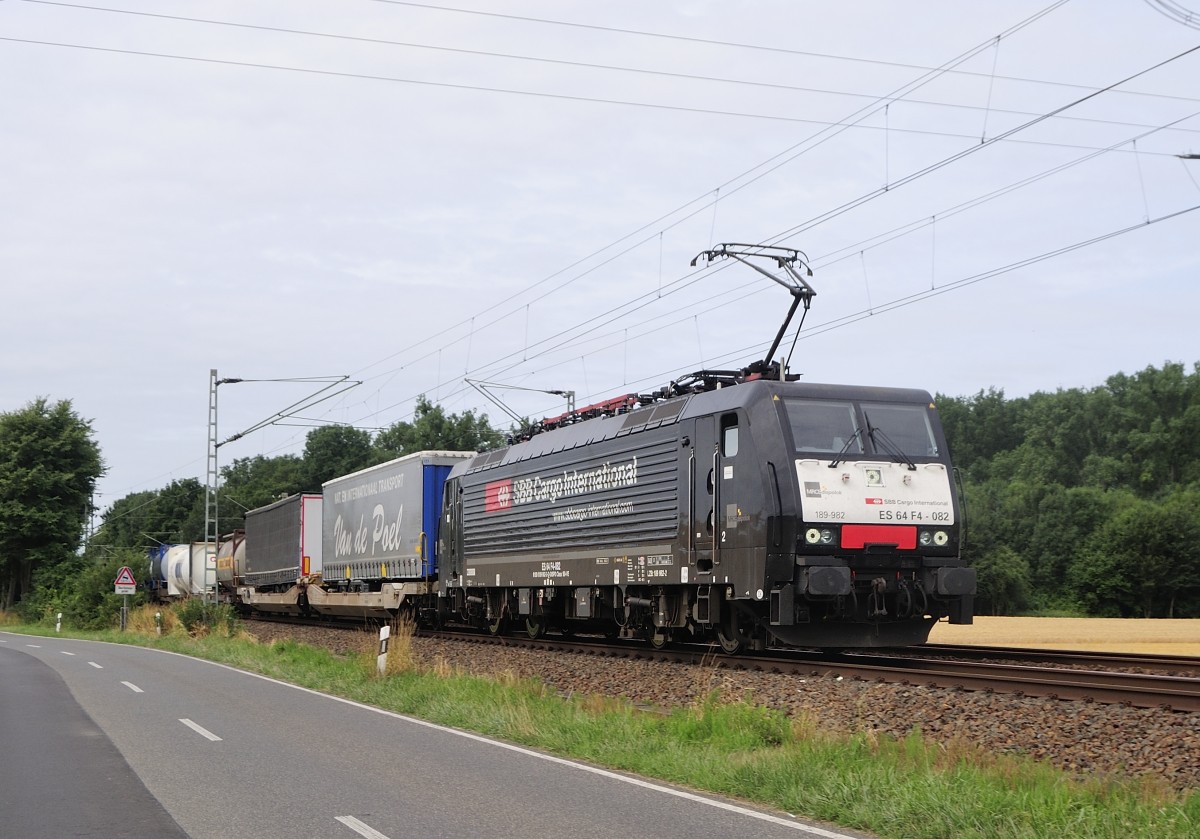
[234,58,1200,446]
[347,99,1200,427]
[368,0,1200,105]
[9,2,1191,416]
[357,196,1200,436]
[353,55,1200,417]
[334,0,1113,395]
[764,41,1200,248]
[37,3,1195,500]
[106,91,1200,492]
[16,1,1200,139]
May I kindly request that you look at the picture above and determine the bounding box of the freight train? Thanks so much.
[151,245,975,650]
[151,372,975,651]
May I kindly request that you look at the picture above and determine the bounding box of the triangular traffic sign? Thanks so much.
[114,566,137,586]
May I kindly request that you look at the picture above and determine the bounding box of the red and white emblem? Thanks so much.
[485,479,513,512]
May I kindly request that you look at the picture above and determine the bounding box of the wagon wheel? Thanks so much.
[525,616,545,639]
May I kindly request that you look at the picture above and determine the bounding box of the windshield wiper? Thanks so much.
[828,426,864,468]
[864,412,917,471]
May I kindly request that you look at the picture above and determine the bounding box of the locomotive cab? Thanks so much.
[750,383,975,647]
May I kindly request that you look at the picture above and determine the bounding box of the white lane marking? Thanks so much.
[60,651,76,656]
[335,816,392,839]
[121,681,144,693]
[13,638,848,837]
[88,662,103,669]
[25,644,42,648]
[210,671,848,836]
[179,719,222,741]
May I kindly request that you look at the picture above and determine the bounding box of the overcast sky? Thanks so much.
[2,0,1198,516]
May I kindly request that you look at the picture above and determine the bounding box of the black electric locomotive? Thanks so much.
[439,369,975,651]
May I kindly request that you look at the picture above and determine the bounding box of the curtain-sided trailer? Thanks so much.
[231,452,473,619]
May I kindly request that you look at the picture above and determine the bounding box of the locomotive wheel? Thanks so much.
[649,629,671,649]
[525,616,545,639]
[715,627,742,655]
[716,609,751,655]
[487,615,507,636]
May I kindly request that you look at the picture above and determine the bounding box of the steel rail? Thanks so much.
[914,643,1200,675]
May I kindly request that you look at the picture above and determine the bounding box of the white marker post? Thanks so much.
[56,612,62,633]
[377,625,391,677]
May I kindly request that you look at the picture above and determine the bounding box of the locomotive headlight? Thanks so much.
[933,530,950,546]
[919,530,933,547]
[804,528,836,546]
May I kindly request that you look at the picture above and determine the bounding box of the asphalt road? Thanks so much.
[1,631,874,839]
[0,643,189,838]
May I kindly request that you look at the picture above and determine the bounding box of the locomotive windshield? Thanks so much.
[784,400,862,454]
[861,403,939,457]
[784,399,938,458]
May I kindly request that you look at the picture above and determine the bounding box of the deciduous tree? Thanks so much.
[373,395,503,462]
[301,425,374,489]
[0,398,103,609]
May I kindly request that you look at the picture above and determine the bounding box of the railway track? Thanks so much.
[421,630,1200,713]
[916,643,1200,676]
[243,617,1200,712]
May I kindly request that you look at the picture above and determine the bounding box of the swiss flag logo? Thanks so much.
[485,479,513,512]
[865,497,884,505]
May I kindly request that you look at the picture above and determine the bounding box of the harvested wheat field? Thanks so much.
[928,616,1200,655]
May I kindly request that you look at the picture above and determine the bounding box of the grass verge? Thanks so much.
[6,608,1199,839]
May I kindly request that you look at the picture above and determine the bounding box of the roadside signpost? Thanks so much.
[114,566,137,594]
[115,566,137,630]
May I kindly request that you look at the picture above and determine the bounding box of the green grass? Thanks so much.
[6,614,1199,839]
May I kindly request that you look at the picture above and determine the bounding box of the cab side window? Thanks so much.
[721,414,739,457]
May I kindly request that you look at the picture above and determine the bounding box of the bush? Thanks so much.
[13,550,146,630]
[173,598,239,637]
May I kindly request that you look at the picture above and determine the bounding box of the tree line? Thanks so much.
[1,395,501,625]
[5,362,1198,624]
[937,361,1200,618]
